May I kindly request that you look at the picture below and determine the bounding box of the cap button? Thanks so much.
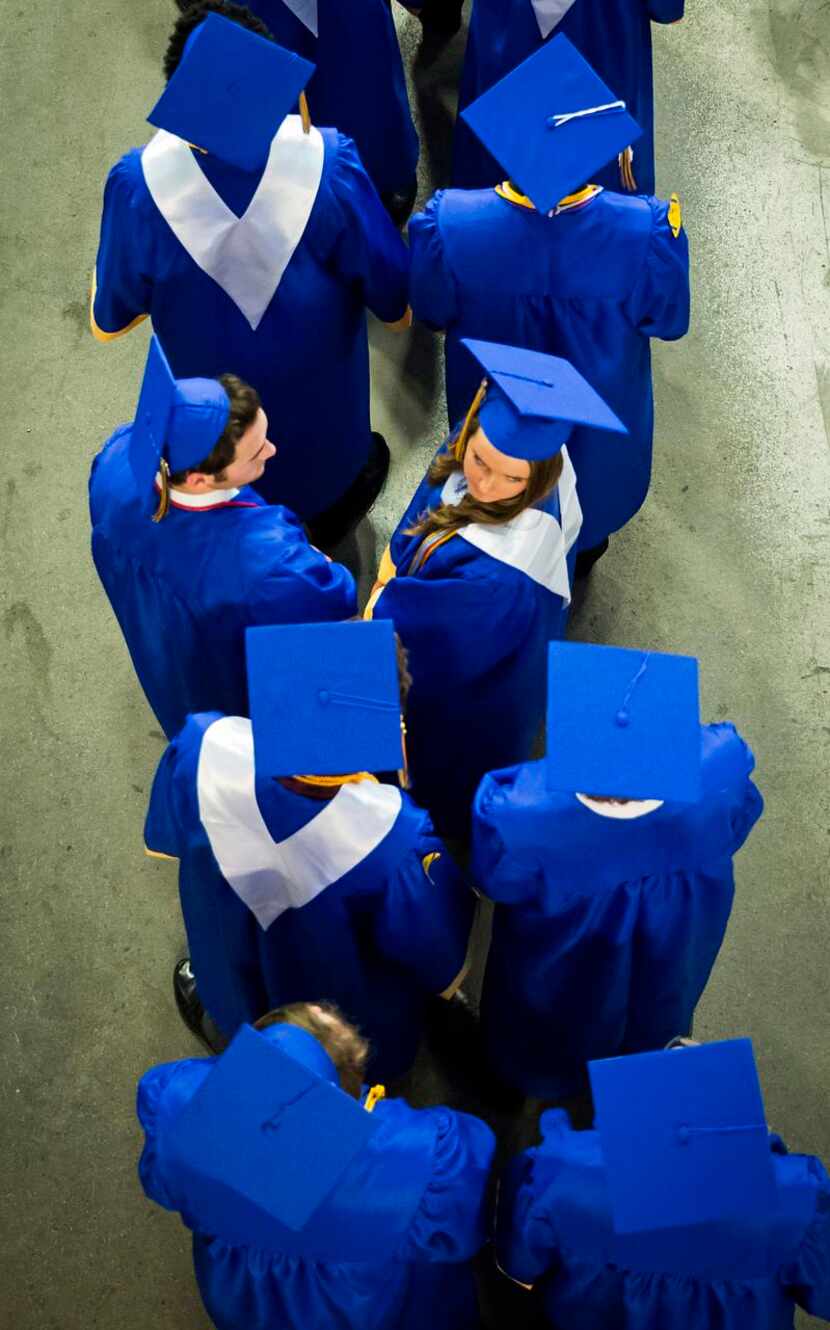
[615,709,630,728]
[318,689,330,705]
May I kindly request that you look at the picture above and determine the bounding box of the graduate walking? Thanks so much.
[138,1008,496,1329]
[453,0,685,195]
[472,642,764,1099]
[145,620,476,1082]
[410,36,690,571]
[496,1040,830,1328]
[235,0,420,223]
[91,5,410,545]
[90,339,355,738]
[365,340,626,836]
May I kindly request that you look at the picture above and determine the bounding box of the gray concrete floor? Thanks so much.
[1,1,828,1326]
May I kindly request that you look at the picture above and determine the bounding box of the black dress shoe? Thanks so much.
[173,958,222,1052]
[574,536,610,579]
[412,0,464,38]
[307,433,391,552]
[381,177,419,229]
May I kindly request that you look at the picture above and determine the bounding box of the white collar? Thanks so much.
[438,448,582,601]
[575,793,665,820]
[158,474,240,509]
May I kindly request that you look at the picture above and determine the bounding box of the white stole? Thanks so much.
[282,0,318,35]
[529,0,579,39]
[196,717,402,931]
[141,116,325,331]
[441,447,582,603]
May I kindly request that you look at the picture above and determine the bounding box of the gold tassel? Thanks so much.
[618,146,637,192]
[152,459,171,523]
[398,719,410,791]
[364,1085,386,1113]
[454,378,488,460]
[299,91,311,135]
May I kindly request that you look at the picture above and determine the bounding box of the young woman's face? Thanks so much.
[462,426,531,504]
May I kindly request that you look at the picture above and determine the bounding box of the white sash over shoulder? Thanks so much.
[529,0,579,39]
[141,116,325,330]
[196,716,402,931]
[441,447,582,604]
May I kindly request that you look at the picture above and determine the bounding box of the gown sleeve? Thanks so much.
[245,518,358,626]
[780,1156,830,1319]
[372,822,476,994]
[326,133,410,323]
[495,1124,566,1287]
[471,767,543,904]
[408,193,460,332]
[91,154,153,340]
[144,713,222,858]
[405,1106,497,1262]
[626,195,690,340]
[136,1058,209,1210]
[372,565,538,685]
[646,0,685,19]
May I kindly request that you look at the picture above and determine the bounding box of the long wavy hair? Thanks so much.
[406,407,563,542]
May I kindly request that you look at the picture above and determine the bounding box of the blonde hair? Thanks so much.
[407,396,564,542]
[254,1001,370,1100]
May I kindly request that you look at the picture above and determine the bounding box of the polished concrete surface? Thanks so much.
[1,1,828,1326]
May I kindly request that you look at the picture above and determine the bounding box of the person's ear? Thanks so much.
[182,470,213,492]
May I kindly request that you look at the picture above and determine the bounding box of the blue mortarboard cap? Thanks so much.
[461,339,626,460]
[589,1040,777,1261]
[129,337,230,497]
[147,14,315,171]
[546,641,702,801]
[460,34,642,214]
[164,1024,378,1242]
[246,620,403,777]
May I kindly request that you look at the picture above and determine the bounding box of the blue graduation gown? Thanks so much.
[471,724,764,1097]
[243,0,418,195]
[453,0,686,195]
[145,711,475,1080]
[497,1109,830,1330]
[137,1049,496,1330]
[89,428,356,738]
[409,186,690,548]
[92,129,409,519]
[368,446,581,837]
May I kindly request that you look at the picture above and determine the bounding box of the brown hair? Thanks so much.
[254,1001,370,1100]
[406,415,563,542]
[168,374,261,485]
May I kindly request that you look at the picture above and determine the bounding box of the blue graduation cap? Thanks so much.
[147,13,315,171]
[589,1040,778,1272]
[460,34,642,215]
[163,1024,378,1244]
[129,336,229,500]
[546,641,702,802]
[461,339,626,460]
[246,620,404,777]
